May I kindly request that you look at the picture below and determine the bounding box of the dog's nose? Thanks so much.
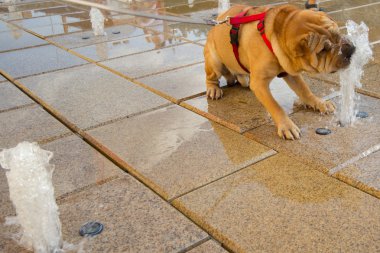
[342,41,356,59]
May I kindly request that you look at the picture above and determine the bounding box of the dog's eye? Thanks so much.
[319,41,332,54]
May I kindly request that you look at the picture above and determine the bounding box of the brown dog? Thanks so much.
[204,4,355,140]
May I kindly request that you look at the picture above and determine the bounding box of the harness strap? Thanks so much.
[229,7,274,73]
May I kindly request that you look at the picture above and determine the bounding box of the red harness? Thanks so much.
[229,7,276,74]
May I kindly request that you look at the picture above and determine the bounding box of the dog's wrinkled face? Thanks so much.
[287,10,355,74]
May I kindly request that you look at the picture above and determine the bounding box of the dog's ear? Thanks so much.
[293,32,330,57]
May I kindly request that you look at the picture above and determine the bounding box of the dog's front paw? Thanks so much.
[277,117,301,140]
[315,100,335,114]
[206,86,223,100]
[305,98,336,114]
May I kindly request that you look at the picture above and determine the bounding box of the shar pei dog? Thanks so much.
[204,4,355,140]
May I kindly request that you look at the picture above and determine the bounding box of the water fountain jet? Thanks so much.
[338,20,373,126]
[0,142,63,253]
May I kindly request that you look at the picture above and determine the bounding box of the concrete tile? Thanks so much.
[149,22,212,42]
[0,20,18,32]
[0,29,47,52]
[0,81,34,112]
[100,42,204,79]
[0,105,70,149]
[361,63,380,98]
[0,44,87,79]
[88,105,274,200]
[72,33,183,62]
[138,63,211,102]
[329,3,380,42]
[0,74,5,82]
[182,77,338,133]
[334,150,380,198]
[10,12,90,29]
[48,24,145,49]
[173,154,380,253]
[0,1,63,13]
[319,0,380,13]
[188,240,227,253]
[42,134,124,198]
[164,1,218,20]
[0,6,86,21]
[26,20,92,37]
[58,176,208,252]
[245,94,380,172]
[19,64,169,129]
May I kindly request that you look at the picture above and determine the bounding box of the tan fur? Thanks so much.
[204,5,352,140]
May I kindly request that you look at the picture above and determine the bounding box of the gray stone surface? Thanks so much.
[0,29,47,52]
[88,105,275,200]
[174,154,380,253]
[246,95,380,172]
[72,34,184,62]
[49,24,146,49]
[0,81,34,112]
[188,240,228,253]
[100,42,204,79]
[0,45,88,79]
[19,64,170,129]
[138,63,208,103]
[0,105,70,149]
[334,149,380,198]
[58,176,208,252]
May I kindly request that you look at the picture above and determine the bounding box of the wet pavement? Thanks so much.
[0,0,379,252]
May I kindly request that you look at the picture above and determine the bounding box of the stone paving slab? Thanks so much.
[188,239,227,253]
[25,20,92,37]
[48,24,145,49]
[0,1,63,13]
[19,64,170,129]
[245,94,380,172]
[100,42,204,79]
[0,29,48,52]
[361,63,380,98]
[138,63,215,103]
[42,134,124,198]
[58,176,208,252]
[329,3,380,42]
[0,81,34,112]
[72,33,183,62]
[10,12,90,29]
[0,44,88,79]
[334,150,380,198]
[0,74,6,82]
[0,20,18,32]
[182,77,338,133]
[88,105,275,200]
[0,105,71,149]
[174,154,380,253]
[0,6,86,21]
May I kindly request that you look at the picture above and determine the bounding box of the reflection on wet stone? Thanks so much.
[88,105,274,199]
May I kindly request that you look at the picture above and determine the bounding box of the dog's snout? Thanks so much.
[342,41,356,59]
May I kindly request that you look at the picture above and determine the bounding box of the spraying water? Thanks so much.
[90,7,106,36]
[339,20,373,126]
[218,0,230,14]
[0,142,63,253]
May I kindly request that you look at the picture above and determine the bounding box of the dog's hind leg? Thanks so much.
[204,43,224,100]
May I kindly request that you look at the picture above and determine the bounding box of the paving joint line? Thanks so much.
[1,9,86,22]
[168,149,278,203]
[82,102,173,132]
[0,102,36,114]
[177,236,211,253]
[329,143,380,175]
[56,175,121,203]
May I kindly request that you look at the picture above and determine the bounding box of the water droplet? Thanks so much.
[79,221,104,236]
[316,128,331,135]
[356,111,368,118]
